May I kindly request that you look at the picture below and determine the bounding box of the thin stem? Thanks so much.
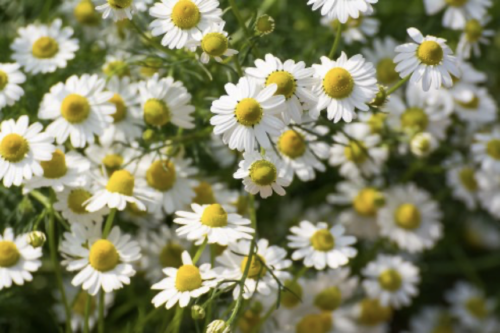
[98,292,105,333]
[193,238,208,264]
[84,294,92,333]
[233,56,243,76]
[228,0,252,42]
[386,75,410,96]
[292,266,309,282]
[103,208,117,238]
[167,306,184,333]
[328,24,343,59]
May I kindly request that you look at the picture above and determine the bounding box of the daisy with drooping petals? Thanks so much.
[362,254,420,309]
[192,23,238,64]
[311,52,378,123]
[307,0,378,24]
[151,251,218,309]
[245,54,318,124]
[394,28,460,92]
[233,151,290,199]
[138,73,195,129]
[0,63,25,111]
[287,221,357,270]
[423,0,492,30]
[446,282,495,329]
[321,13,380,46]
[54,185,109,225]
[149,0,223,50]
[61,222,141,295]
[96,0,137,21]
[362,37,400,87]
[11,19,79,74]
[38,74,115,148]
[174,203,254,246]
[377,183,442,253]
[0,228,42,290]
[210,77,286,152]
[0,116,55,188]
[217,239,292,300]
[471,128,500,172]
[457,18,494,60]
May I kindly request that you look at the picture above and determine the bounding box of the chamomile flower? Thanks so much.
[346,298,392,332]
[409,307,460,333]
[138,74,195,129]
[274,305,355,333]
[0,63,26,111]
[233,151,290,199]
[394,28,460,92]
[217,239,291,300]
[62,0,102,29]
[452,86,497,127]
[311,53,378,123]
[39,74,115,148]
[191,181,239,207]
[61,222,141,295]
[0,116,55,188]
[377,183,442,253]
[471,128,500,172]
[210,77,286,152]
[102,52,132,78]
[151,251,218,309]
[245,54,317,124]
[410,132,439,157]
[307,0,378,24]
[287,221,357,270]
[193,23,238,64]
[321,14,380,46]
[446,282,495,328]
[85,143,140,176]
[446,158,480,209]
[11,19,79,74]
[457,18,494,59]
[328,122,388,179]
[96,0,137,21]
[362,37,400,86]
[101,76,143,146]
[149,0,223,50]
[54,186,109,225]
[0,228,42,290]
[423,0,492,30]
[174,203,254,246]
[362,254,420,309]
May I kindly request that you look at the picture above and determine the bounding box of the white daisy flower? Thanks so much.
[217,239,291,300]
[38,74,115,148]
[476,170,500,219]
[151,251,218,309]
[0,63,26,111]
[61,0,102,30]
[311,52,378,123]
[138,73,195,129]
[394,27,460,92]
[0,116,55,187]
[61,222,141,295]
[0,228,42,290]
[328,122,388,179]
[102,51,132,78]
[96,0,137,21]
[149,0,223,50]
[174,203,254,246]
[457,18,494,60]
[287,221,357,270]
[233,150,291,199]
[192,23,238,64]
[446,282,495,329]
[84,143,140,176]
[321,13,380,46]
[423,0,492,30]
[307,0,378,24]
[362,37,400,87]
[345,298,392,333]
[377,183,442,253]
[210,77,286,152]
[446,158,480,210]
[362,254,420,309]
[409,307,461,333]
[410,132,439,157]
[471,128,500,172]
[11,19,79,74]
[245,54,318,124]
[452,86,497,128]
[101,76,143,146]
[54,185,109,225]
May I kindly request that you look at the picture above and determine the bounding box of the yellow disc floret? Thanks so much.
[344,141,368,164]
[323,67,354,99]
[486,139,500,160]
[107,0,133,9]
[89,239,119,272]
[74,0,100,25]
[175,264,202,291]
[240,255,266,279]
[146,160,176,191]
[102,154,124,175]
[106,169,135,196]
[310,229,335,252]
[296,313,332,333]
[353,188,385,217]
[192,182,216,205]
[109,94,127,123]
[171,0,201,30]
[0,241,20,267]
[358,299,393,326]
[376,58,398,85]
[281,280,303,309]
[314,286,342,311]
[395,203,421,230]
[159,242,184,268]
[249,160,277,186]
[417,41,444,66]
[235,98,263,127]
[464,19,483,43]
[0,133,29,163]
[401,107,428,133]
[445,0,468,7]
[459,167,478,192]
[266,71,297,99]
[61,94,91,124]
[143,99,171,127]
[40,149,68,179]
[465,297,488,319]
[201,32,228,57]
[32,37,59,59]
[457,95,479,110]
[0,70,8,91]
[104,60,130,77]
[201,204,228,228]
[67,189,92,214]
[378,269,402,291]
[278,130,306,159]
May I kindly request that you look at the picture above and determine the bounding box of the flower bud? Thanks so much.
[255,15,275,35]
[206,320,231,333]
[26,231,46,248]
[191,305,205,320]
[410,132,437,157]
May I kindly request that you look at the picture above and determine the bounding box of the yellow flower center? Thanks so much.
[107,0,133,9]
[465,297,488,319]
[358,299,392,326]
[67,188,92,214]
[278,130,306,159]
[0,241,20,267]
[310,229,335,252]
[378,269,402,291]
[417,41,444,66]
[159,242,184,268]
[61,94,91,124]
[376,58,398,85]
[201,32,228,57]
[249,160,277,186]
[445,0,468,6]
[175,264,202,291]
[486,139,500,160]
[200,203,228,228]
[104,60,130,77]
[32,36,59,59]
[401,107,428,133]
[127,202,148,217]
[240,255,266,279]
[314,287,342,312]
[464,19,483,42]
[255,15,274,35]
[353,188,385,217]
[109,94,127,123]
[0,70,8,91]
[344,141,368,164]
[89,239,119,272]
[140,58,162,77]
[368,113,387,134]
[0,133,29,163]
[457,95,479,110]
[238,309,261,333]
[171,0,201,30]
[395,203,421,230]
[459,167,478,192]
[281,280,303,309]
[102,154,124,176]
[192,182,216,205]
[265,71,297,99]
[40,149,68,179]
[74,0,100,25]
[106,169,135,196]
[323,67,354,99]
[235,98,263,127]
[146,160,176,191]
[72,291,96,315]
[143,99,170,127]
[296,313,332,333]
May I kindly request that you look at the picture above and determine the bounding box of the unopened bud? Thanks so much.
[206,320,230,333]
[191,305,205,320]
[410,132,437,157]
[27,231,46,248]
[255,15,275,35]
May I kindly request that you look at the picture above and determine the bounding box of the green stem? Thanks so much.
[193,238,208,264]
[98,292,105,333]
[167,306,184,333]
[84,294,92,333]
[228,0,252,41]
[328,24,343,59]
[386,75,410,95]
[103,208,117,238]
[233,56,243,76]
[292,266,309,282]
